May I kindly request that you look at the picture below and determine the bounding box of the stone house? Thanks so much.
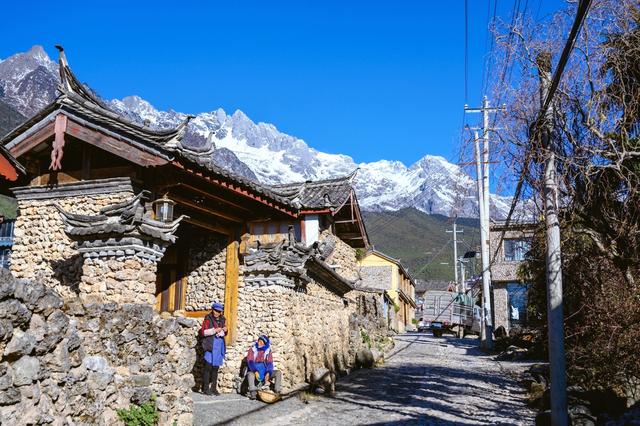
[489,220,536,332]
[358,250,417,332]
[0,47,387,399]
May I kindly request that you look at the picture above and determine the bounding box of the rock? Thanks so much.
[0,319,14,342]
[131,387,153,405]
[0,270,16,300]
[0,386,21,405]
[310,367,336,395]
[34,291,63,316]
[4,329,36,359]
[35,310,69,354]
[13,280,46,309]
[12,356,41,386]
[355,348,374,369]
[494,325,507,339]
[0,299,32,327]
[0,364,13,390]
[83,355,108,372]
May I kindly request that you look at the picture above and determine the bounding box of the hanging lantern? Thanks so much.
[152,194,175,222]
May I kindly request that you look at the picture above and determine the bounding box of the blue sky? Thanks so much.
[1,1,564,166]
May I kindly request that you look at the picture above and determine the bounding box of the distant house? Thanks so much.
[489,220,536,331]
[359,250,417,332]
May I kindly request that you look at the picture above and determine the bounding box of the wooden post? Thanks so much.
[224,238,239,345]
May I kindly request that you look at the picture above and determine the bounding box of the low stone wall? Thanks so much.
[200,275,390,394]
[0,271,196,425]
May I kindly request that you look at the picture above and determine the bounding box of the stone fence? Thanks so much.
[0,270,196,425]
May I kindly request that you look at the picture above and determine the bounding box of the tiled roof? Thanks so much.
[267,171,358,211]
[0,47,295,212]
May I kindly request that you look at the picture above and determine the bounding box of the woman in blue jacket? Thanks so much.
[199,302,227,395]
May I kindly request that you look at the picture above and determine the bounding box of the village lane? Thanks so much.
[193,333,536,425]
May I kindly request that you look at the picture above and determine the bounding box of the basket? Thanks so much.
[257,389,282,404]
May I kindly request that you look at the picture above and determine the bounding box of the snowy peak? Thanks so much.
[0,45,514,218]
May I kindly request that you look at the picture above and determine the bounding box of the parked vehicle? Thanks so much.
[421,290,474,337]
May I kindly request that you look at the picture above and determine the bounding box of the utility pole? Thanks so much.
[537,51,568,426]
[464,97,504,350]
[446,221,463,291]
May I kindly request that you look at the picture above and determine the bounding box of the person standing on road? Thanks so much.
[245,335,282,400]
[200,302,227,395]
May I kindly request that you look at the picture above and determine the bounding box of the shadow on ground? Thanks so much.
[194,334,533,426]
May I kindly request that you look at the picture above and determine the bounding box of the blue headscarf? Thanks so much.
[256,335,270,351]
[212,302,224,312]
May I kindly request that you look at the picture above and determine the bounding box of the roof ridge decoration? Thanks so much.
[242,237,353,295]
[55,190,187,261]
[265,169,360,212]
[53,46,194,150]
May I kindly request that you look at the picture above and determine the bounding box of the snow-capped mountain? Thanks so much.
[0,46,514,218]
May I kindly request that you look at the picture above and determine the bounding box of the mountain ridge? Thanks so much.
[0,45,515,218]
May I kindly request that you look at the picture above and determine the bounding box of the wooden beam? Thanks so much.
[10,122,55,158]
[170,193,244,223]
[173,183,253,213]
[183,217,234,237]
[224,239,239,345]
[172,161,297,218]
[65,119,168,167]
[182,310,209,318]
[334,219,357,224]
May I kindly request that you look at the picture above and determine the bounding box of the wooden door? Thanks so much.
[155,246,186,312]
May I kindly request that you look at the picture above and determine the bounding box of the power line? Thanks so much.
[538,0,593,121]
[464,0,470,103]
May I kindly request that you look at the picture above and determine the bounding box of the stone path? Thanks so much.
[193,333,536,425]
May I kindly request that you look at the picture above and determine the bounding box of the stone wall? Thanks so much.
[206,274,390,394]
[321,231,360,281]
[0,271,196,425]
[493,283,510,332]
[80,257,157,305]
[10,180,134,300]
[489,226,533,282]
[184,232,227,311]
[359,265,393,291]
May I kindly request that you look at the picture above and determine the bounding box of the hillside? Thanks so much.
[0,100,25,137]
[362,208,481,281]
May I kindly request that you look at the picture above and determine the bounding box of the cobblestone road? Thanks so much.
[193,333,536,425]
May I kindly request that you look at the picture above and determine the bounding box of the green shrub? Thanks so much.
[116,396,158,426]
[360,329,371,348]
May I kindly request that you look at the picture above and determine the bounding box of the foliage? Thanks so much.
[0,195,17,220]
[491,0,640,393]
[116,396,159,426]
[362,208,480,281]
[360,329,371,348]
[355,248,367,261]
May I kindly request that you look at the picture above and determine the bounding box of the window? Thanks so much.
[0,220,15,270]
[503,238,531,261]
[0,248,11,270]
[507,282,530,327]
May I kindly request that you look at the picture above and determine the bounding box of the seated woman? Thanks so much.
[244,335,282,399]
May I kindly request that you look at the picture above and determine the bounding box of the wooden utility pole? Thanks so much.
[537,51,568,426]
